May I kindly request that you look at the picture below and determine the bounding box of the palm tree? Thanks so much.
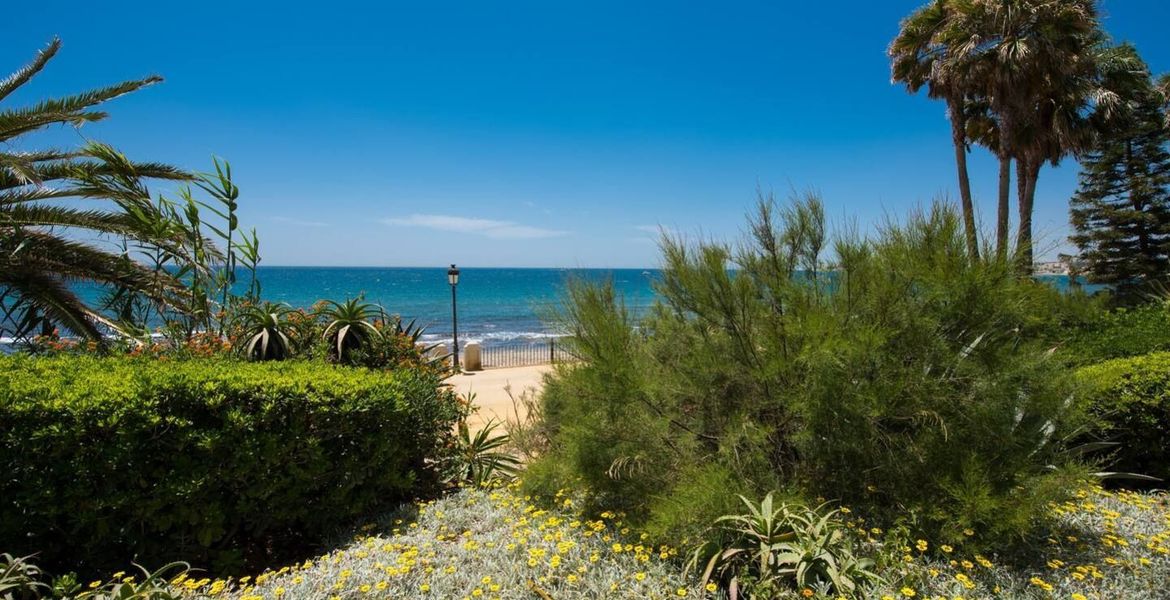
[948,0,1105,271]
[1,38,193,341]
[1156,73,1170,129]
[890,0,981,259]
[931,0,1113,269]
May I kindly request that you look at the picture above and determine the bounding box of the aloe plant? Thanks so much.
[236,302,294,361]
[318,298,382,363]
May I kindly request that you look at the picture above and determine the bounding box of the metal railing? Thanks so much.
[481,338,573,368]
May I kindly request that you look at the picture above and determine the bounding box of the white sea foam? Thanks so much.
[418,330,566,346]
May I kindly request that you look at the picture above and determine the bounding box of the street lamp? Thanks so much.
[447,264,460,371]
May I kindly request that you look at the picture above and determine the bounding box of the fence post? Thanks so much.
[550,338,555,364]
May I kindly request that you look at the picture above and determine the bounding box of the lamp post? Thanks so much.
[447,264,460,371]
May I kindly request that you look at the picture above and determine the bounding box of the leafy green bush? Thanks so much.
[1077,352,1170,485]
[525,196,1087,549]
[0,355,464,576]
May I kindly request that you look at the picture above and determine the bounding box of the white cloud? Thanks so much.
[634,224,677,237]
[271,216,329,227]
[381,214,569,239]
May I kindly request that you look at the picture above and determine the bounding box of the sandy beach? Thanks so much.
[448,364,554,428]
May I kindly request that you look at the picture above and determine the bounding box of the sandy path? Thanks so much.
[447,365,554,429]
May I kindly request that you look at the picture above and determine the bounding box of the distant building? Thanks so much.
[1034,260,1068,275]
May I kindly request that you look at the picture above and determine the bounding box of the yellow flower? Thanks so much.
[940,544,953,553]
[915,539,928,552]
[705,583,717,592]
[802,588,814,597]
[1028,577,1053,592]
[900,587,916,597]
[420,583,431,592]
[88,581,101,589]
[677,589,688,597]
[274,588,286,597]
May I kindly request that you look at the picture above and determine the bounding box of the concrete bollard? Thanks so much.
[463,342,483,371]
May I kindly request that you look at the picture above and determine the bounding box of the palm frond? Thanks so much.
[2,203,137,232]
[0,37,60,102]
[0,267,103,339]
[0,76,163,142]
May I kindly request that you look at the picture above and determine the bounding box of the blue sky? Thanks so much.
[7,1,1170,267]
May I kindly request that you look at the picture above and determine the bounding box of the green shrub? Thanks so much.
[526,196,1088,549]
[0,355,464,576]
[1077,352,1170,485]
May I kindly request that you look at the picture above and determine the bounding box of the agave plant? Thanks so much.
[0,553,47,599]
[235,302,294,361]
[446,417,522,486]
[688,493,880,598]
[318,297,382,363]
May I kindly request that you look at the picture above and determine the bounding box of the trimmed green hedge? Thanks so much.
[1077,352,1170,486]
[1062,303,1170,366]
[0,356,464,575]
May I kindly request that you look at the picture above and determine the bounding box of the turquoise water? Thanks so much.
[250,267,658,347]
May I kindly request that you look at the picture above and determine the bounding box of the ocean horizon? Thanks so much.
[9,267,1100,350]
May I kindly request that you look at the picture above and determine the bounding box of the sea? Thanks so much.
[251,267,659,348]
[4,268,1098,349]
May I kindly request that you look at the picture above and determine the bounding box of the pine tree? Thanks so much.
[1070,72,1170,294]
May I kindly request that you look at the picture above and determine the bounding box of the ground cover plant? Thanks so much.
[869,486,1170,600]
[0,355,464,577]
[165,483,708,600]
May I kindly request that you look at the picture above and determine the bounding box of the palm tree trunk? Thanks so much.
[948,97,979,259]
[996,155,1012,261]
[1016,158,1040,275]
